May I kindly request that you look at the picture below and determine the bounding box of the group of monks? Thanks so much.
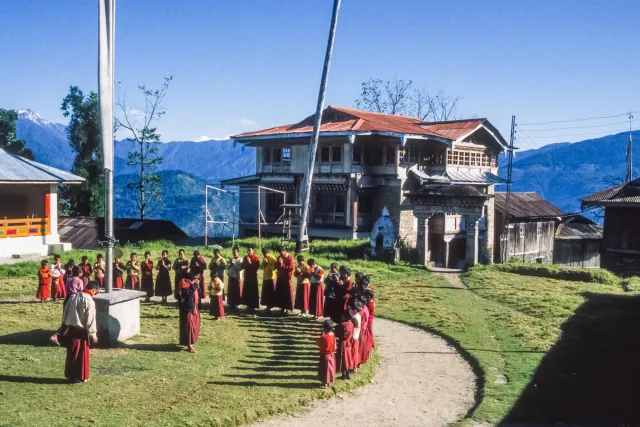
[36,246,376,387]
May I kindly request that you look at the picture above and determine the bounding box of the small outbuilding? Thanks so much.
[553,215,602,268]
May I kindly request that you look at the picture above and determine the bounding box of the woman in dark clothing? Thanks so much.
[155,250,172,303]
[178,273,200,353]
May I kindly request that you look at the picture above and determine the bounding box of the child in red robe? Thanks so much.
[37,260,52,302]
[125,253,140,290]
[178,274,200,353]
[51,256,67,301]
[113,257,125,289]
[93,254,106,288]
[357,297,370,365]
[316,319,336,388]
[207,271,225,320]
[79,256,92,289]
[351,300,362,371]
[335,310,355,380]
[141,251,154,302]
[294,255,310,316]
[241,247,261,313]
[275,247,295,314]
[308,259,325,319]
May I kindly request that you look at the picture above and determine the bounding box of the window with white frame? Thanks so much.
[537,222,542,236]
[519,224,525,238]
[263,146,289,164]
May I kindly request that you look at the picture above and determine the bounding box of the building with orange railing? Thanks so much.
[0,148,84,258]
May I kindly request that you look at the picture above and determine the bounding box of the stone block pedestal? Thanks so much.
[93,289,147,347]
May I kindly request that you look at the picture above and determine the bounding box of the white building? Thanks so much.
[0,148,83,258]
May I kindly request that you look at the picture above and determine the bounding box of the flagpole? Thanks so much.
[99,0,115,293]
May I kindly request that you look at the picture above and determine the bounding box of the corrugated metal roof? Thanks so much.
[0,148,84,183]
[555,222,603,240]
[233,105,491,142]
[494,192,565,219]
[580,178,640,206]
[408,166,505,185]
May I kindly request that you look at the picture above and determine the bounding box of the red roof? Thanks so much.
[233,105,487,141]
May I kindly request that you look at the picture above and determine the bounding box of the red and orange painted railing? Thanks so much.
[0,217,50,238]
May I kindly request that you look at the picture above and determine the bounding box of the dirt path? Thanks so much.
[251,318,476,427]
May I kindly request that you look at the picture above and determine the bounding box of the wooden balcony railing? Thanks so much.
[0,217,50,238]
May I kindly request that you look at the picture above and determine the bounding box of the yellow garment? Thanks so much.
[260,253,277,281]
[208,278,225,296]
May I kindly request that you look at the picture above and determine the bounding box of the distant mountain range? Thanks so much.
[13,109,638,235]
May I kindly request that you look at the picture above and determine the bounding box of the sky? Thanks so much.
[1,0,640,149]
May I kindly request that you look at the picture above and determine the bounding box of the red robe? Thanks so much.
[179,283,201,345]
[63,326,91,382]
[189,255,208,300]
[359,307,370,364]
[241,254,261,309]
[367,299,375,350]
[316,332,336,385]
[141,259,154,297]
[309,267,325,317]
[36,268,51,301]
[335,320,355,372]
[80,263,92,288]
[275,253,295,310]
[294,263,310,311]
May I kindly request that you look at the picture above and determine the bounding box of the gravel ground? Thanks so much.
[251,318,476,427]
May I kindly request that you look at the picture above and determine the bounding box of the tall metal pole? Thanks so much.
[205,185,208,247]
[99,0,115,293]
[296,0,341,254]
[626,111,633,183]
[503,115,515,263]
[258,186,262,253]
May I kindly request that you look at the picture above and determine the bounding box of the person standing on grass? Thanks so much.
[79,256,92,289]
[294,255,310,317]
[351,300,363,372]
[51,254,65,301]
[226,247,244,311]
[364,287,375,352]
[337,266,354,315]
[259,248,277,311]
[275,247,295,315]
[207,271,225,320]
[60,281,99,383]
[125,253,140,290]
[190,250,208,305]
[324,262,340,323]
[358,295,371,365]
[50,265,84,346]
[37,259,52,302]
[316,319,336,388]
[155,250,173,303]
[178,273,200,353]
[173,249,189,299]
[209,248,226,297]
[113,256,125,289]
[241,247,261,313]
[141,252,154,302]
[93,254,106,288]
[308,259,325,319]
[335,310,355,381]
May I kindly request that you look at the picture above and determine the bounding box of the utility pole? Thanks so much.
[503,115,516,263]
[296,0,341,254]
[626,110,633,183]
[99,0,115,293]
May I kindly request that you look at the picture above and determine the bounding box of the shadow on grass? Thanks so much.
[119,343,182,352]
[236,359,316,368]
[208,380,317,389]
[234,365,314,373]
[222,373,316,380]
[500,292,640,426]
[0,374,68,385]
[0,329,55,347]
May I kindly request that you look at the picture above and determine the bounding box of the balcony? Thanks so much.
[0,217,50,238]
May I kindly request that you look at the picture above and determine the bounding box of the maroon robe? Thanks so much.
[275,253,295,310]
[52,276,66,300]
[63,326,90,382]
[179,284,200,346]
[241,255,261,309]
[189,255,208,300]
[359,306,371,364]
[209,295,225,318]
[317,332,336,385]
[335,320,355,372]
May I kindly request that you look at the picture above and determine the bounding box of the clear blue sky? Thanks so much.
[1,0,640,149]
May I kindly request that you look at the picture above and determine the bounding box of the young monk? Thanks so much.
[316,319,336,388]
[141,252,154,302]
[241,247,261,313]
[60,280,99,383]
[178,273,200,353]
[357,296,370,365]
[173,249,189,299]
[324,262,340,323]
[259,248,277,311]
[226,247,243,310]
[308,259,325,319]
[94,254,106,288]
[113,256,125,289]
[51,255,65,301]
[125,253,140,290]
[209,248,226,294]
[338,266,354,315]
[351,300,363,372]
[335,310,355,381]
[364,286,375,353]
[37,259,52,302]
[207,271,225,320]
[275,247,295,315]
[294,255,310,317]
[189,250,208,305]
[62,259,75,299]
[155,250,172,303]
[79,256,92,289]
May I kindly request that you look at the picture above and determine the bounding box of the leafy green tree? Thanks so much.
[0,108,34,159]
[59,86,105,217]
[116,76,172,219]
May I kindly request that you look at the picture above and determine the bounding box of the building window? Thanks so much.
[263,147,270,163]
[314,191,347,226]
[317,145,342,163]
[386,146,396,164]
[272,148,282,163]
[519,224,525,238]
[282,148,291,163]
[353,144,362,164]
[537,222,542,236]
[446,149,497,167]
[401,146,422,164]
[332,146,342,162]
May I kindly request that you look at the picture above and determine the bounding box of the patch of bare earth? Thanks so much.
[252,318,476,427]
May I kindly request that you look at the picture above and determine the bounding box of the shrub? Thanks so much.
[492,263,619,285]
[621,276,640,293]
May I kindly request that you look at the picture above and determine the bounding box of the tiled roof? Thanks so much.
[233,105,490,142]
[580,178,640,206]
[494,192,565,219]
[0,148,84,183]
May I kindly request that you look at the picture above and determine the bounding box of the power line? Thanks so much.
[520,128,638,139]
[517,119,634,132]
[519,110,640,126]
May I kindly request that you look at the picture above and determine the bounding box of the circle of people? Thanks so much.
[36,246,376,387]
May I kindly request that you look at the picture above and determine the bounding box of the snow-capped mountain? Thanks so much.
[16,109,75,170]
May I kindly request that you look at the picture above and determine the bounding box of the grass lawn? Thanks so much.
[1,238,638,426]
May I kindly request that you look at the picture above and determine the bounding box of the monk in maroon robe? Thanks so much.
[189,250,207,307]
[316,320,336,387]
[335,310,355,380]
[241,247,261,313]
[275,248,295,314]
[308,259,325,319]
[178,274,200,353]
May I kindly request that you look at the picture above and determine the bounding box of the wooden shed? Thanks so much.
[553,215,602,268]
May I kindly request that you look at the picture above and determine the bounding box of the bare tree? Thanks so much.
[355,77,463,121]
[116,76,173,219]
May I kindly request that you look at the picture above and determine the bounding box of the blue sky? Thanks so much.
[1,0,640,149]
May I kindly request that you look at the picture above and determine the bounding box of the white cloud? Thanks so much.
[194,135,230,142]
[236,117,259,129]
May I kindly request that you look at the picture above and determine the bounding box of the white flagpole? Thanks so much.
[99,0,115,293]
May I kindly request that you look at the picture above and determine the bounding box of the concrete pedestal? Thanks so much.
[93,289,147,347]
